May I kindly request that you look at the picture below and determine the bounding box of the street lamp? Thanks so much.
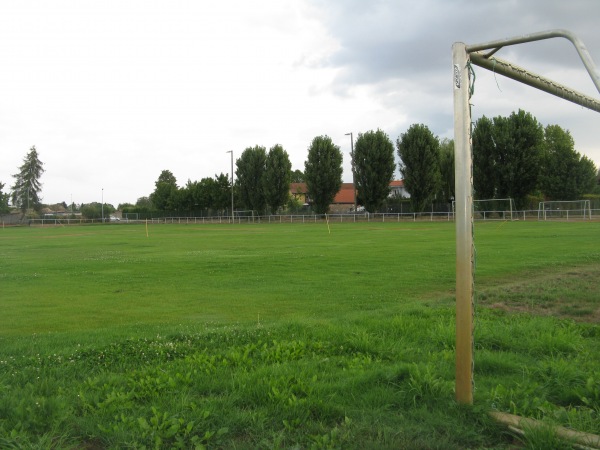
[226,151,234,223]
[345,132,357,211]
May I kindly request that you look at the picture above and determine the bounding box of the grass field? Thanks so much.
[0,221,599,449]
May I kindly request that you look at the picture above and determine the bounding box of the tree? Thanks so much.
[0,181,9,214]
[150,170,179,210]
[286,194,303,213]
[184,177,217,211]
[11,146,45,213]
[396,124,441,213]
[236,146,267,213]
[540,125,597,200]
[81,202,115,219]
[472,116,496,199]
[212,173,232,212]
[136,197,153,208]
[263,144,292,214]
[577,156,598,195]
[494,110,543,208]
[178,180,199,210]
[304,135,343,215]
[353,129,395,213]
[472,110,544,209]
[291,169,305,183]
[438,139,455,204]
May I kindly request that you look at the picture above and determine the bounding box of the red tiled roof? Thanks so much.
[290,183,308,194]
[333,183,355,204]
[290,181,404,204]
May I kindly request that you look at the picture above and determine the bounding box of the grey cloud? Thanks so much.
[310,0,600,89]
[304,0,600,168]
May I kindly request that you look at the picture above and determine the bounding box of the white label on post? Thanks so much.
[454,64,461,89]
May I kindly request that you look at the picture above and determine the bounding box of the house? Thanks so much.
[290,182,354,211]
[290,183,309,205]
[289,180,407,212]
[389,180,410,198]
[330,183,356,213]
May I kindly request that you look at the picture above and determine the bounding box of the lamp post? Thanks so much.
[226,151,234,223]
[344,132,357,211]
[101,188,104,223]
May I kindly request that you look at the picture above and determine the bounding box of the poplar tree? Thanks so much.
[304,135,343,215]
[263,144,292,214]
[236,146,267,214]
[438,139,455,204]
[396,124,440,213]
[353,129,395,213]
[472,116,496,199]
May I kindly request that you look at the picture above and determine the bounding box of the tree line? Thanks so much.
[135,109,598,216]
[472,110,598,209]
[129,133,395,216]
[2,109,599,218]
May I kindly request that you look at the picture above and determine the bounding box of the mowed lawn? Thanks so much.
[3,220,597,335]
[1,221,460,335]
[0,220,599,449]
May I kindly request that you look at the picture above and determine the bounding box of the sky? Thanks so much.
[1,0,599,207]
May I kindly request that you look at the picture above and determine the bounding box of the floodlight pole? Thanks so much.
[452,42,474,405]
[226,151,234,223]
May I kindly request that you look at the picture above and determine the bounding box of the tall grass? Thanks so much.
[0,221,598,448]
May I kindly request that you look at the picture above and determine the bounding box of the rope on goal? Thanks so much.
[467,60,478,393]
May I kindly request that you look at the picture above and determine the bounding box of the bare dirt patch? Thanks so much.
[476,265,600,323]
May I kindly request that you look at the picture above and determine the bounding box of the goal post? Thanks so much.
[453,41,474,405]
[474,198,514,220]
[233,210,257,223]
[538,200,592,220]
[452,198,515,220]
[453,29,600,405]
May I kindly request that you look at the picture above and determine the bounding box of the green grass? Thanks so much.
[0,221,599,449]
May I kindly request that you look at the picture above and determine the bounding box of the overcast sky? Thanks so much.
[1,0,599,207]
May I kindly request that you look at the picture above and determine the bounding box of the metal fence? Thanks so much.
[155,209,597,224]
[3,208,599,227]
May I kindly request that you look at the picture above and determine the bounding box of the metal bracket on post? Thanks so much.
[466,29,600,94]
[467,29,600,112]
